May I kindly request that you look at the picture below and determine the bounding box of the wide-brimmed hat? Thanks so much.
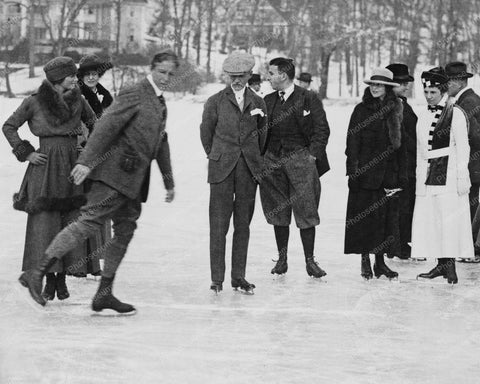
[223,51,255,75]
[386,63,414,82]
[297,72,312,83]
[248,73,261,85]
[43,56,77,82]
[364,68,400,87]
[78,54,113,77]
[421,67,449,87]
[445,61,473,79]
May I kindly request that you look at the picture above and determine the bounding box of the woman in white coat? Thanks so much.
[411,67,473,284]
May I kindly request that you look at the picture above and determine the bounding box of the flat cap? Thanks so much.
[223,51,255,75]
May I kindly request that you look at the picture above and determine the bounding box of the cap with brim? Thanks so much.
[364,68,400,87]
[223,51,255,75]
[297,72,312,83]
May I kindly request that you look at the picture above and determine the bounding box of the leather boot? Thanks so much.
[41,273,56,301]
[373,254,398,279]
[231,277,255,294]
[444,258,458,284]
[417,259,446,280]
[18,256,58,306]
[55,273,70,300]
[91,275,136,315]
[271,256,288,275]
[361,254,373,280]
[210,281,223,293]
[306,256,327,278]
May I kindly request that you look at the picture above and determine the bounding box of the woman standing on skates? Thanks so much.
[2,56,96,300]
[412,67,473,284]
[344,68,407,280]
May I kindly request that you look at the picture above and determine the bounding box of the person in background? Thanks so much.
[17,51,177,315]
[2,56,96,301]
[296,72,313,90]
[261,57,330,278]
[386,63,419,260]
[345,68,407,280]
[73,54,115,278]
[200,52,267,294]
[248,73,262,96]
[413,67,473,284]
[445,61,480,263]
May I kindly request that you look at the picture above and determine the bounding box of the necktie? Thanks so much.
[279,91,286,104]
[158,95,167,121]
[427,104,443,113]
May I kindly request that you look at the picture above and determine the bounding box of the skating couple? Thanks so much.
[200,52,331,294]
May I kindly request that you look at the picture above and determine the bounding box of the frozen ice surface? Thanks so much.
[1,96,480,384]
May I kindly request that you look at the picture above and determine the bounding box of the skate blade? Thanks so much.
[91,309,137,317]
[233,288,255,295]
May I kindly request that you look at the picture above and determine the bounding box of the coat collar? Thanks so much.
[224,86,253,112]
[140,78,165,115]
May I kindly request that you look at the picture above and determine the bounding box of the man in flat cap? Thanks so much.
[446,61,480,262]
[18,51,178,314]
[261,57,330,278]
[200,51,267,293]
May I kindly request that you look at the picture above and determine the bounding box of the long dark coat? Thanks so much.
[2,80,97,272]
[79,82,113,122]
[344,88,407,255]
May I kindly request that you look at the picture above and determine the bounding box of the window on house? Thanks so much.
[34,27,47,40]
[84,23,97,40]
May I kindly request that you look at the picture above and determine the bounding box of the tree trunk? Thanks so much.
[4,62,15,98]
[116,1,121,55]
[28,2,35,78]
[206,0,214,80]
[318,48,332,100]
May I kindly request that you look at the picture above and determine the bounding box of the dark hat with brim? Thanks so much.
[297,72,312,83]
[445,61,473,79]
[78,54,113,77]
[43,56,77,82]
[248,73,261,85]
[386,63,414,82]
[364,68,400,87]
[421,66,449,87]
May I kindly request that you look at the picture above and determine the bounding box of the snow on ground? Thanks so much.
[0,85,480,384]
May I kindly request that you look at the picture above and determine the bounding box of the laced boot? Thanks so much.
[91,275,136,315]
[361,254,373,280]
[373,254,398,279]
[444,258,458,284]
[417,259,446,280]
[305,256,327,278]
[271,255,288,275]
[210,281,223,293]
[55,273,70,300]
[18,255,58,306]
[41,273,56,301]
[231,277,255,294]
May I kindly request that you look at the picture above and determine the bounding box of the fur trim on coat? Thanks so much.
[37,80,83,125]
[363,87,403,149]
[13,193,87,214]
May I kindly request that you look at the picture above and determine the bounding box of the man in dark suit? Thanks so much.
[260,57,330,277]
[446,61,480,262]
[200,51,267,294]
[18,51,178,314]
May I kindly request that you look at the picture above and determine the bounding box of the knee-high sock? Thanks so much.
[300,227,315,259]
[274,225,289,259]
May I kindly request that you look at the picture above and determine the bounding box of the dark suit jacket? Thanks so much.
[263,85,330,177]
[456,88,480,183]
[200,86,267,184]
[77,78,174,201]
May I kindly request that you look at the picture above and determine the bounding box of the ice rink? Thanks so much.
[1,93,479,384]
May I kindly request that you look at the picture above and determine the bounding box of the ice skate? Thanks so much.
[306,257,327,278]
[210,281,223,294]
[373,262,398,279]
[18,256,58,306]
[91,275,136,316]
[231,277,255,294]
[444,258,458,284]
[417,259,447,280]
[41,273,56,301]
[361,255,373,280]
[271,256,288,275]
[55,273,70,300]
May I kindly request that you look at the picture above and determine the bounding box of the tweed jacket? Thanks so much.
[456,88,480,183]
[200,86,267,184]
[263,85,330,177]
[77,78,174,201]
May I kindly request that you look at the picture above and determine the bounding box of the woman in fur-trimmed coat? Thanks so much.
[2,56,96,301]
[344,68,407,280]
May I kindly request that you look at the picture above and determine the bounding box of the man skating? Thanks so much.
[19,51,178,314]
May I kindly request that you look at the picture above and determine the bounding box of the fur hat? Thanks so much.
[223,51,255,75]
[78,54,113,78]
[364,68,400,87]
[43,56,77,83]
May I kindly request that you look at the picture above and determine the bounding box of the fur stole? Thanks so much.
[37,80,83,125]
[79,82,113,117]
[362,87,403,150]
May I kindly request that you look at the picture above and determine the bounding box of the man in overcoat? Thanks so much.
[446,61,480,262]
[19,51,177,314]
[260,57,330,277]
[200,51,267,294]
